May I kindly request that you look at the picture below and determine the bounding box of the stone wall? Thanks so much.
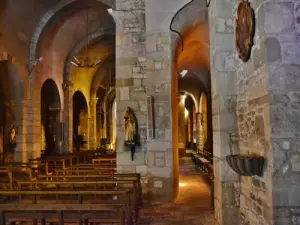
[208,0,240,224]
[265,1,300,224]
[232,0,300,225]
[235,0,272,223]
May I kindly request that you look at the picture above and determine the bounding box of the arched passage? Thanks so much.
[73,91,88,152]
[171,0,213,209]
[41,79,61,156]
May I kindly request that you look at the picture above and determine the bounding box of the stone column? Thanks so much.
[114,0,147,182]
[178,95,186,150]
[261,1,300,224]
[209,0,240,224]
[63,82,73,153]
[13,101,28,163]
[88,98,97,150]
[196,112,202,151]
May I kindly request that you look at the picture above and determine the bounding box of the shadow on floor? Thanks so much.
[139,157,218,225]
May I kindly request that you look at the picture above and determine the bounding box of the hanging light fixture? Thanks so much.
[71,10,102,68]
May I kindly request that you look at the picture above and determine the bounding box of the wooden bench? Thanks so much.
[0,189,134,225]
[92,158,116,167]
[54,168,116,175]
[191,150,214,209]
[37,173,143,206]
[17,180,140,212]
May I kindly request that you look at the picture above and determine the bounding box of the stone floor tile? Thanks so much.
[138,157,218,225]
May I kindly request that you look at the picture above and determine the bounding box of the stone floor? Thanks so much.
[138,157,218,225]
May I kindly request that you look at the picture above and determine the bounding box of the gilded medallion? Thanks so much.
[235,0,255,62]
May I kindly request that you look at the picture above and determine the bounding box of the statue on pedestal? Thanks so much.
[124,107,138,160]
[124,107,136,142]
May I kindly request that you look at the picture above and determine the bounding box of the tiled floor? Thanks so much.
[138,157,218,225]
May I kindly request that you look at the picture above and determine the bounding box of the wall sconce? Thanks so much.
[28,57,44,75]
[206,0,211,7]
[106,7,144,20]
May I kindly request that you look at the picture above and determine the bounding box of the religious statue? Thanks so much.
[124,107,136,142]
[124,107,138,161]
[5,126,17,164]
[9,126,16,145]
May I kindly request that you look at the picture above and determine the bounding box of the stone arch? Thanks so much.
[40,78,62,155]
[29,0,115,65]
[170,0,210,202]
[73,90,89,150]
[63,29,115,83]
[180,90,198,112]
[40,76,64,111]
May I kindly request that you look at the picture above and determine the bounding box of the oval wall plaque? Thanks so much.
[235,0,255,62]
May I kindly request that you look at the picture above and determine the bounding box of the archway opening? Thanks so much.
[171,1,213,209]
[41,79,61,156]
[73,91,88,152]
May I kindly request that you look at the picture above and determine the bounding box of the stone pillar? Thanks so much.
[178,95,186,150]
[88,98,97,150]
[209,0,240,224]
[196,112,202,151]
[13,101,28,163]
[261,1,300,224]
[63,82,73,153]
[114,0,147,186]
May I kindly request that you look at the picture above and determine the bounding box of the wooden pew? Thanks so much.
[17,180,140,213]
[0,169,12,190]
[0,189,133,225]
[37,173,143,206]
[92,158,116,167]
[54,168,116,175]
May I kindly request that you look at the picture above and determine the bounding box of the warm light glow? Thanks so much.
[71,61,79,67]
[179,69,188,77]
[179,182,187,187]
[107,8,114,16]
[92,59,102,67]
[185,108,189,118]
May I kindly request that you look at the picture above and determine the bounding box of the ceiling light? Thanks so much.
[70,11,102,68]
[92,59,102,67]
[179,69,188,77]
[71,61,79,67]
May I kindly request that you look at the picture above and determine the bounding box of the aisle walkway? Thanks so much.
[139,157,218,225]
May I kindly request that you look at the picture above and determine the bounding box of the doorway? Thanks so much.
[41,79,61,156]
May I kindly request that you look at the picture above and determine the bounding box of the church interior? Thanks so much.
[0,0,299,224]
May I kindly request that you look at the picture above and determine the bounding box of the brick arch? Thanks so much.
[29,0,115,65]
[63,28,115,83]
